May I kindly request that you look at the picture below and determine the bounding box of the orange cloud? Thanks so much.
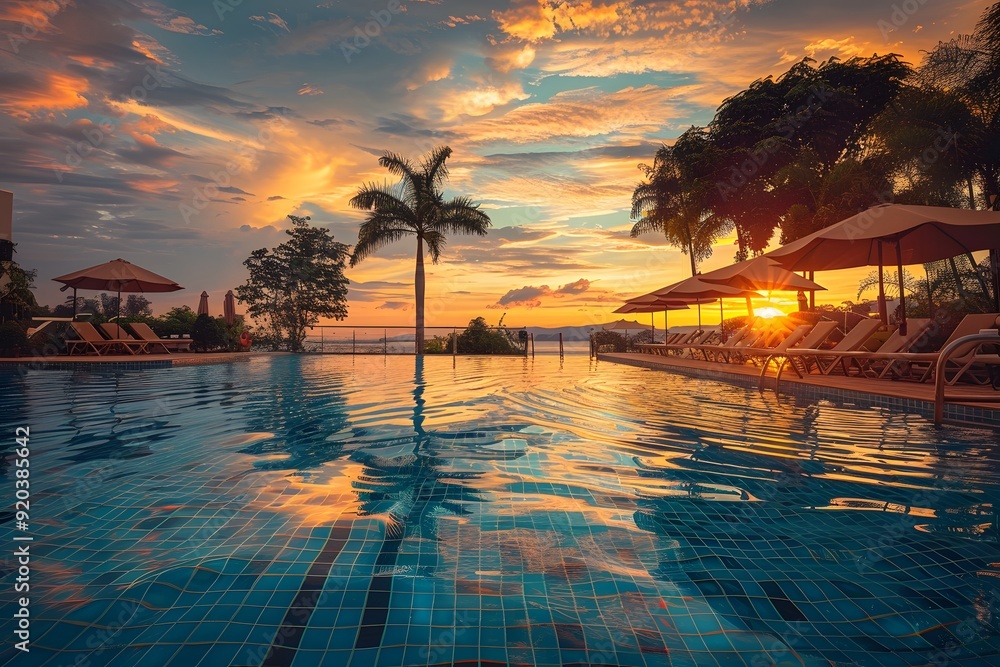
[0,71,89,119]
[458,85,677,144]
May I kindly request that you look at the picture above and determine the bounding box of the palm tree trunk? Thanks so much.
[415,235,425,354]
[687,238,697,276]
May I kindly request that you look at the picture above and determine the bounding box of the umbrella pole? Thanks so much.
[697,302,702,329]
[896,241,907,336]
[664,309,669,337]
[877,241,888,325]
[808,272,815,310]
[991,249,1000,313]
[72,288,77,320]
[719,299,724,325]
[650,313,654,342]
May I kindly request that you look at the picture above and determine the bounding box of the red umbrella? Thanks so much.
[53,258,183,321]
[197,291,210,316]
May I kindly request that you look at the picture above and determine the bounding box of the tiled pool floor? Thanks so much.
[2,354,999,665]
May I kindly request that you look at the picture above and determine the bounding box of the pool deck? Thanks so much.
[599,352,1000,428]
[0,351,289,370]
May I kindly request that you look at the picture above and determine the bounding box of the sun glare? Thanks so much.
[756,306,785,319]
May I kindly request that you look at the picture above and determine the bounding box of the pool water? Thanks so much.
[2,354,1000,666]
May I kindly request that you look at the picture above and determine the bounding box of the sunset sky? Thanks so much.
[0,0,988,328]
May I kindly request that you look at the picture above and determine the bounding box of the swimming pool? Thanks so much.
[2,354,999,666]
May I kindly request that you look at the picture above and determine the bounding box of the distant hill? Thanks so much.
[525,321,656,342]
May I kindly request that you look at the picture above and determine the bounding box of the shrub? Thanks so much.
[0,321,28,356]
[192,313,226,351]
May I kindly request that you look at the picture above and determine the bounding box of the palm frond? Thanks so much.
[378,151,419,186]
[350,182,412,212]
[351,216,415,266]
[422,230,447,263]
[422,146,453,190]
[435,197,492,235]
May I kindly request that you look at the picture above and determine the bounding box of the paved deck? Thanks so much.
[0,351,289,370]
[599,352,1000,428]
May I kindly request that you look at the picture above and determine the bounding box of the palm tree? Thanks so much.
[349,146,492,353]
[630,136,731,276]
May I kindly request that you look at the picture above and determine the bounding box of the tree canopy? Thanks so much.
[237,214,350,352]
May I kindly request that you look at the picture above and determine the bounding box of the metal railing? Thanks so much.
[933,330,1000,424]
[302,325,529,355]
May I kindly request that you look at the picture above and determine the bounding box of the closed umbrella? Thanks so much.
[766,204,1000,334]
[224,290,236,326]
[53,258,183,322]
[197,291,210,316]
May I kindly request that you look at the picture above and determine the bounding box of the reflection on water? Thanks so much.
[1,354,999,666]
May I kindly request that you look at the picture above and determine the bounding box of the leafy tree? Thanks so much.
[192,313,226,351]
[154,305,197,337]
[237,214,350,352]
[349,146,492,353]
[456,316,520,354]
[0,258,37,322]
[123,295,153,318]
[704,55,910,247]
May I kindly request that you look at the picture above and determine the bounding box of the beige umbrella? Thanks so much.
[766,204,1000,334]
[197,291,210,316]
[651,277,760,327]
[698,256,825,317]
[614,300,690,338]
[224,290,236,326]
[53,258,183,322]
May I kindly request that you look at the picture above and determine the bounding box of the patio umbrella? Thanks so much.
[614,300,690,338]
[766,204,1000,334]
[651,277,761,328]
[53,258,183,322]
[197,291,210,316]
[224,290,236,326]
[698,256,825,317]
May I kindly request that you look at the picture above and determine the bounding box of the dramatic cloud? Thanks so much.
[490,278,593,308]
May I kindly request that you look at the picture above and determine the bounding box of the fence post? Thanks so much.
[452,328,457,356]
[530,333,534,358]
[384,329,387,356]
[558,332,564,358]
[352,330,356,355]
[321,327,324,354]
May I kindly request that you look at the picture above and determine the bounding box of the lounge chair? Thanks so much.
[688,322,755,361]
[67,321,147,355]
[100,323,134,340]
[666,328,716,356]
[755,320,839,371]
[781,318,883,377]
[128,322,192,353]
[819,318,933,377]
[858,313,1000,383]
[736,322,829,367]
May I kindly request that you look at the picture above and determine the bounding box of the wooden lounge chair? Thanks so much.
[128,322,192,353]
[859,313,1000,383]
[101,323,134,340]
[781,318,883,377]
[688,322,755,361]
[666,328,716,356]
[756,320,838,371]
[67,321,147,355]
[813,318,932,378]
